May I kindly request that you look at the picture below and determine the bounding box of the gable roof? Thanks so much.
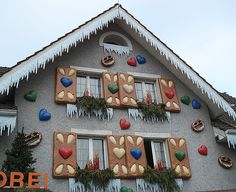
[0,67,10,77]
[0,4,235,120]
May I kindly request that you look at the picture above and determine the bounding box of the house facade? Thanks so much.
[0,4,236,192]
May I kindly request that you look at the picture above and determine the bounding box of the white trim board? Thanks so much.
[134,132,171,139]
[71,128,112,136]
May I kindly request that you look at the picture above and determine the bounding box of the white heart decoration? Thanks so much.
[123,84,134,94]
[113,148,125,159]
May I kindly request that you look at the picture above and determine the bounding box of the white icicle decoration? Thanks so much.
[103,43,129,56]
[226,133,236,149]
[66,104,113,120]
[128,109,171,123]
[0,4,235,119]
[69,178,120,192]
[136,178,183,192]
[0,116,17,136]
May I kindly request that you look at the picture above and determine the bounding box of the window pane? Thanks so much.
[135,82,144,102]
[90,77,101,98]
[93,139,105,169]
[145,83,156,102]
[153,141,167,168]
[77,76,87,97]
[77,138,89,169]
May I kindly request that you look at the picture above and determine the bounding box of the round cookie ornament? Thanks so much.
[191,120,204,132]
[101,55,115,67]
[218,155,233,169]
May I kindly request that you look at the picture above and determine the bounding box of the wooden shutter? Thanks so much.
[106,135,128,178]
[53,132,77,178]
[124,135,147,177]
[167,138,191,179]
[102,72,120,108]
[55,67,77,104]
[158,78,180,112]
[117,73,138,108]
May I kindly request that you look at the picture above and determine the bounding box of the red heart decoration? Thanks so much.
[59,147,72,159]
[127,57,137,67]
[120,119,131,129]
[198,145,208,156]
[165,90,175,99]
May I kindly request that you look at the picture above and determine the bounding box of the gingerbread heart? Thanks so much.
[165,90,175,99]
[60,77,73,88]
[127,57,137,67]
[59,147,72,159]
[120,119,131,129]
[113,147,125,159]
[123,84,133,94]
[130,148,142,160]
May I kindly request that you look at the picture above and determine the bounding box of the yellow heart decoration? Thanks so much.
[113,148,125,159]
[123,84,134,93]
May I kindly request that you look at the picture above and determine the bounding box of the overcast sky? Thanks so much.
[1,0,236,96]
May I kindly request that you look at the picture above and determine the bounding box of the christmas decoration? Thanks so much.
[120,186,134,192]
[144,91,152,105]
[120,119,131,130]
[24,90,37,102]
[180,95,190,105]
[127,57,137,67]
[25,132,42,147]
[101,55,115,67]
[136,55,146,64]
[192,99,201,109]
[218,155,233,169]
[191,120,204,132]
[39,108,51,121]
[1,129,36,184]
[198,145,208,155]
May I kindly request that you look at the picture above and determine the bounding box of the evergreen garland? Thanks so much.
[75,167,114,191]
[76,96,107,116]
[1,129,37,185]
[143,167,180,192]
[137,102,167,122]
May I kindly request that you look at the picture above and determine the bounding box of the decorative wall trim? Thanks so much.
[134,132,171,139]
[71,128,112,136]
[70,66,107,74]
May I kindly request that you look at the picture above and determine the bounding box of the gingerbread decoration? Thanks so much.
[117,73,138,108]
[25,132,42,147]
[158,78,180,112]
[106,135,128,178]
[101,55,115,67]
[102,72,120,108]
[55,67,77,104]
[218,155,233,169]
[191,120,204,132]
[53,132,77,178]
[124,135,147,177]
[167,138,191,179]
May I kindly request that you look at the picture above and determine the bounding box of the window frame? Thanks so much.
[77,136,108,169]
[134,79,159,103]
[76,74,103,98]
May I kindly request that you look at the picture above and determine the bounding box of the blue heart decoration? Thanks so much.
[192,99,201,109]
[60,77,73,88]
[39,108,51,121]
[136,55,146,64]
[130,148,142,160]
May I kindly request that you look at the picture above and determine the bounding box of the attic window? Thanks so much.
[99,31,132,56]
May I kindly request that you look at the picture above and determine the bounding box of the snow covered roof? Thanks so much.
[0,4,235,120]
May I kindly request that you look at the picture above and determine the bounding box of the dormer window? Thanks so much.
[99,31,133,56]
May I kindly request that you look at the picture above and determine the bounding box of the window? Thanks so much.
[77,76,101,98]
[77,137,106,169]
[144,139,168,169]
[135,81,157,102]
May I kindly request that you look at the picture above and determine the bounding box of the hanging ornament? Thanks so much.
[144,90,152,104]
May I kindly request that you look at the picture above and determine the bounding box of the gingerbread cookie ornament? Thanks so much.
[125,135,147,177]
[53,132,77,178]
[55,67,77,104]
[218,155,233,169]
[167,138,191,179]
[158,78,180,112]
[106,135,128,178]
[102,72,120,108]
[117,73,138,108]
[101,55,115,67]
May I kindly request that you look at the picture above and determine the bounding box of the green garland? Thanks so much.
[75,167,114,191]
[137,102,167,122]
[76,96,107,116]
[143,167,180,192]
